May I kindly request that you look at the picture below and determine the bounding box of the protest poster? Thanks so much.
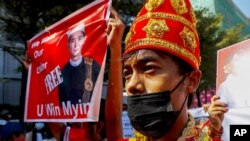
[24,0,111,122]
[217,39,250,140]
[217,39,250,89]
[216,39,250,107]
[220,107,250,141]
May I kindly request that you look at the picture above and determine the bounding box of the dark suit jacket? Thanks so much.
[58,57,100,105]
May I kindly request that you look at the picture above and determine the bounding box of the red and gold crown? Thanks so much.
[124,0,200,69]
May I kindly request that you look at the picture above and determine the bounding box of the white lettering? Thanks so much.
[41,33,56,44]
[37,104,43,117]
[36,62,48,74]
[72,104,78,119]
[45,74,53,94]
[62,101,73,115]
[34,49,44,59]
[45,103,60,116]
[234,129,247,136]
[44,65,63,94]
[79,99,83,115]
[241,129,247,136]
[32,41,40,48]
[234,129,241,136]
[62,101,90,117]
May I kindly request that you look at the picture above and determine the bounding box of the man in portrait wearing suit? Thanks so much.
[58,23,100,105]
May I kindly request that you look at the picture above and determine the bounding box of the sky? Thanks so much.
[232,0,250,18]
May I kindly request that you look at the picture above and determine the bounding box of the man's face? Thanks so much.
[123,49,190,111]
[233,54,250,80]
[123,49,183,96]
[68,30,85,60]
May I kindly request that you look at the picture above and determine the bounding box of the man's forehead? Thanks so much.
[138,49,158,55]
[124,49,166,65]
[70,30,84,37]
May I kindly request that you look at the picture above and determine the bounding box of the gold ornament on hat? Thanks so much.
[134,12,198,36]
[125,24,136,45]
[143,19,169,38]
[180,26,196,52]
[125,31,132,45]
[125,37,199,68]
[190,8,197,26]
[170,0,188,14]
[145,0,164,11]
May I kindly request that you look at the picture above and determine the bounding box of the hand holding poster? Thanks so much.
[25,0,111,122]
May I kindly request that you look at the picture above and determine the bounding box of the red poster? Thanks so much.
[25,0,111,122]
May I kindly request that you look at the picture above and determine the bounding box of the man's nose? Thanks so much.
[126,73,145,95]
[70,41,76,49]
[72,40,79,48]
[75,41,79,48]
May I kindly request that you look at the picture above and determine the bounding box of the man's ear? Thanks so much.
[186,70,202,93]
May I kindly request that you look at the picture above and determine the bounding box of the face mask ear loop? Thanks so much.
[171,91,189,129]
[169,73,188,95]
[179,92,189,112]
[170,73,189,112]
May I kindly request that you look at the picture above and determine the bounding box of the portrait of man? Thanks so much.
[58,23,100,105]
[215,39,250,141]
[217,48,250,108]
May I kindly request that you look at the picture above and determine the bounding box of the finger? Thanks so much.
[109,18,115,22]
[108,19,118,26]
[105,26,111,34]
[202,104,210,112]
[110,7,121,20]
[211,101,227,107]
[209,106,228,113]
[211,95,220,102]
[106,20,112,32]
[106,18,116,33]
[107,18,124,34]
[209,110,227,117]
[22,54,30,62]
[208,108,228,117]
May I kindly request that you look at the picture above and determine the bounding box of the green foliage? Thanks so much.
[0,0,93,72]
[0,0,92,46]
[112,0,145,42]
[216,24,245,48]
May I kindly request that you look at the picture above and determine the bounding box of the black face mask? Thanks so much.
[127,75,188,139]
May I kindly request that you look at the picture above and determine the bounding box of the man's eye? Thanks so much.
[78,36,83,41]
[143,66,155,73]
[70,39,75,43]
[123,70,131,79]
